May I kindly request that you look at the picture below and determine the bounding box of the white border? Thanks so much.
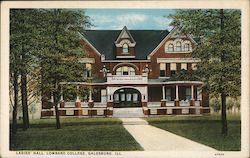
[1,1,249,158]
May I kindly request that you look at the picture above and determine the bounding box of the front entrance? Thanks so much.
[113,88,141,108]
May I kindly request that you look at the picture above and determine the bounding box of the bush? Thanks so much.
[210,98,221,112]
[210,97,240,113]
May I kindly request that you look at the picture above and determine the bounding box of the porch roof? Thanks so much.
[60,80,204,86]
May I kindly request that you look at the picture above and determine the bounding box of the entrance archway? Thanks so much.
[113,88,141,108]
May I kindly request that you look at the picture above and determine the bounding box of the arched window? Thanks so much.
[167,44,174,52]
[176,42,182,52]
[184,43,190,51]
[116,66,136,75]
[122,44,129,54]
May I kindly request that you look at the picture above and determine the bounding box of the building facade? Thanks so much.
[41,26,210,118]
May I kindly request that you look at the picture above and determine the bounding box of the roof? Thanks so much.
[80,29,169,60]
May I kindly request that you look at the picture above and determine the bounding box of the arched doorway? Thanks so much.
[113,88,141,108]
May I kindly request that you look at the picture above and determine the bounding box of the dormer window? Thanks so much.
[122,44,129,54]
[176,41,182,52]
[184,43,190,51]
[168,44,174,52]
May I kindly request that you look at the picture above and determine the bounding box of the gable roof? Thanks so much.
[80,29,169,60]
[115,26,136,44]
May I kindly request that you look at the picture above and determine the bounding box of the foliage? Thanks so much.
[210,98,221,112]
[210,97,240,112]
[169,9,241,134]
[169,9,241,97]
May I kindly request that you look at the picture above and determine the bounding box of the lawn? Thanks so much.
[11,118,143,151]
[145,113,241,151]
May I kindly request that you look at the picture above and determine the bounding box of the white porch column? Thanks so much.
[76,85,80,102]
[191,85,194,100]
[162,86,166,100]
[88,89,93,102]
[50,92,54,102]
[175,85,179,100]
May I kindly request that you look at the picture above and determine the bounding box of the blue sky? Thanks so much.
[85,9,175,30]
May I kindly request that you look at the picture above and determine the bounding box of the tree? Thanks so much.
[36,9,91,129]
[169,9,241,135]
[10,9,40,130]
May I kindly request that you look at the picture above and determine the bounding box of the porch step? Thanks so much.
[120,118,148,125]
[113,108,144,118]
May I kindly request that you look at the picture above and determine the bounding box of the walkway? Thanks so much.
[120,118,217,151]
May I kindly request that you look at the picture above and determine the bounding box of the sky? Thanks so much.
[85,9,175,30]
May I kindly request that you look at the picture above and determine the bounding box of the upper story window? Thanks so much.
[184,43,190,51]
[116,66,135,75]
[176,41,182,52]
[167,44,174,52]
[122,43,129,54]
[165,39,192,53]
[83,63,92,78]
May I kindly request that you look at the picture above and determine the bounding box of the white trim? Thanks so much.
[157,58,201,63]
[148,27,178,57]
[113,63,139,71]
[78,58,95,63]
[115,26,136,44]
[102,60,150,63]
[116,55,136,58]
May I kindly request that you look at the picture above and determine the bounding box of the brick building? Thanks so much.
[41,26,210,118]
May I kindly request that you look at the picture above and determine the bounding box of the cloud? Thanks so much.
[89,13,148,30]
[152,16,173,30]
[88,12,173,30]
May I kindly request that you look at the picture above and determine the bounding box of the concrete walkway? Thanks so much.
[120,118,217,151]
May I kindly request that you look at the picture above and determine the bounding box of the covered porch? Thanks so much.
[145,81,210,115]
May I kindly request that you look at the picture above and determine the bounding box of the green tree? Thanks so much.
[36,9,91,129]
[169,9,241,135]
[10,9,40,131]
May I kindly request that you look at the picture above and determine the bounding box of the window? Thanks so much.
[185,87,191,100]
[116,66,136,75]
[160,63,166,77]
[133,93,138,101]
[126,94,132,101]
[101,89,107,103]
[184,43,190,51]
[166,88,171,101]
[168,44,174,52]
[122,44,129,54]
[84,63,92,78]
[129,67,135,75]
[176,42,182,52]
[114,94,119,102]
[170,63,177,76]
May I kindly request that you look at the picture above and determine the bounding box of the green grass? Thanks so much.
[145,113,241,151]
[11,118,143,151]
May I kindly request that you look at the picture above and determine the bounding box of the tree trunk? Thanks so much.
[12,71,18,134]
[221,93,227,135]
[220,9,228,135]
[54,93,61,129]
[21,52,29,130]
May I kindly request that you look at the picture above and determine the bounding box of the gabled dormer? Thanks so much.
[164,26,198,54]
[115,26,136,59]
